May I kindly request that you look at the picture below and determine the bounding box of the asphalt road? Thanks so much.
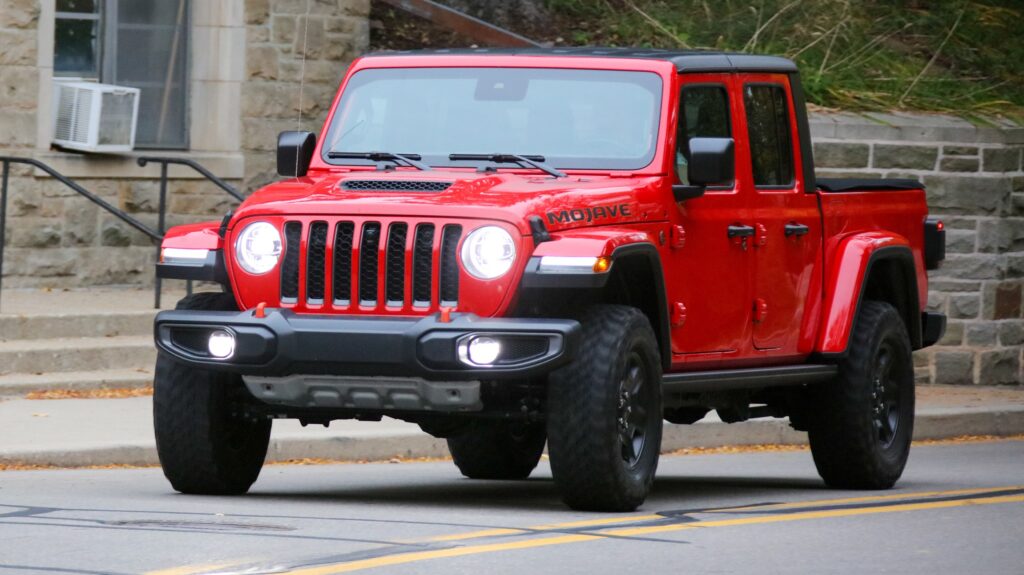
[1,439,1022,575]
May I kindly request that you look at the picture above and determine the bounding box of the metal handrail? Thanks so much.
[134,156,245,308]
[0,155,243,312]
[0,156,166,312]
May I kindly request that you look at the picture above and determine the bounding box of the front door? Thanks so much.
[667,74,754,358]
[739,77,823,352]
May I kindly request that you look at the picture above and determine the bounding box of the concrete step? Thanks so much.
[0,367,154,397]
[0,311,155,341]
[0,335,156,376]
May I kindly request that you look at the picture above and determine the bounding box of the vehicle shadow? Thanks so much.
[244,473,830,513]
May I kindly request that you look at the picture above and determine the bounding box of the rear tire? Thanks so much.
[153,293,271,495]
[547,305,663,511]
[807,300,915,489]
[447,422,546,480]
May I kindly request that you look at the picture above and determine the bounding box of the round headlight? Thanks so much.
[460,226,516,280]
[235,222,282,275]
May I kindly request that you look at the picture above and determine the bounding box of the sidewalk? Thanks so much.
[2,385,1022,468]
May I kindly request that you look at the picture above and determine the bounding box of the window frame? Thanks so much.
[675,81,735,192]
[742,81,796,191]
[53,0,191,150]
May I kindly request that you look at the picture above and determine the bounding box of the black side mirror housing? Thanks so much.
[671,137,734,203]
[687,137,734,186]
[277,131,317,177]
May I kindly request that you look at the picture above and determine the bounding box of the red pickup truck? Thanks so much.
[153,48,946,511]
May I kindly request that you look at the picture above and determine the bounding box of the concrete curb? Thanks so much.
[3,408,1022,469]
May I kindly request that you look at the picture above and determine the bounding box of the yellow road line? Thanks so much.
[602,494,1024,537]
[282,534,600,575]
[278,491,1024,574]
[427,527,526,541]
[714,484,1024,513]
[144,563,241,575]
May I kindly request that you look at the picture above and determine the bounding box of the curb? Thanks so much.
[3,408,1022,469]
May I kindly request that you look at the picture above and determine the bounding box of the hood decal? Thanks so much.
[546,203,634,226]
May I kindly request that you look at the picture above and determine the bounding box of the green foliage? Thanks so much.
[541,0,1023,118]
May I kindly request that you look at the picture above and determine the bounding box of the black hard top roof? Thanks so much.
[365,47,799,74]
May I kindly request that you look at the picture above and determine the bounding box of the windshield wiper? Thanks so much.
[448,153,567,178]
[327,151,432,171]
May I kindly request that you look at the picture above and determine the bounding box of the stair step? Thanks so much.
[0,368,154,397]
[0,336,156,375]
[0,311,155,341]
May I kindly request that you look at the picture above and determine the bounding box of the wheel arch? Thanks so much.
[817,235,923,357]
[516,235,671,370]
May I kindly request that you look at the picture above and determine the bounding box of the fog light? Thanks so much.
[467,336,501,365]
[207,330,235,359]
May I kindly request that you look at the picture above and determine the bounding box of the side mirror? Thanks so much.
[687,137,734,186]
[277,131,317,177]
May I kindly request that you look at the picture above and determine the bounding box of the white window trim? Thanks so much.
[35,0,245,179]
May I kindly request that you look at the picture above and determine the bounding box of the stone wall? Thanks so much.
[810,112,1024,385]
[0,0,369,288]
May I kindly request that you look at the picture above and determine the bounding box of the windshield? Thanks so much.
[322,67,664,171]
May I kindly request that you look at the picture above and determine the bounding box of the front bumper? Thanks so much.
[154,308,580,380]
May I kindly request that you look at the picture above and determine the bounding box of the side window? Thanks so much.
[676,85,731,186]
[744,84,794,187]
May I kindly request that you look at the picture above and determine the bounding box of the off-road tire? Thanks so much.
[547,305,663,511]
[807,300,915,489]
[153,292,271,495]
[447,422,546,480]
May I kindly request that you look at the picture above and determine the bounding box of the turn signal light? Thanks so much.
[593,257,611,273]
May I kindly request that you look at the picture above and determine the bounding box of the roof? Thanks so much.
[364,47,799,74]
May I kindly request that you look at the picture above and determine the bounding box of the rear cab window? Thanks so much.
[743,83,795,189]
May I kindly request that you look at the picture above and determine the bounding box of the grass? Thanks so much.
[538,0,1023,120]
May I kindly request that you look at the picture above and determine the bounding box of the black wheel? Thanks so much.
[447,422,546,480]
[153,293,271,495]
[547,305,663,511]
[807,300,915,489]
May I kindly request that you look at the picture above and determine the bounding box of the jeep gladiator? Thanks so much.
[153,48,947,511]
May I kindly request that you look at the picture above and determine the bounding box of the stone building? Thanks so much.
[0,0,369,285]
[0,2,1020,384]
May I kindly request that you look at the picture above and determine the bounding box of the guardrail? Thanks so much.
[0,156,242,312]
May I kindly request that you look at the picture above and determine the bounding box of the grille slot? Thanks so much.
[332,222,355,304]
[412,224,435,307]
[306,222,328,303]
[341,180,452,192]
[385,223,408,305]
[280,222,302,301]
[439,225,462,306]
[358,223,382,305]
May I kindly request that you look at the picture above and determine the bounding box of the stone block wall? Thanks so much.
[0,0,369,288]
[811,112,1024,385]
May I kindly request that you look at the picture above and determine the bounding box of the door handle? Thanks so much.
[784,223,810,237]
[727,225,755,238]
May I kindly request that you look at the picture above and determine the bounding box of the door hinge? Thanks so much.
[755,223,768,247]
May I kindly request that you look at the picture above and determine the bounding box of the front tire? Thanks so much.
[447,422,546,480]
[153,293,271,495]
[807,300,915,489]
[547,305,663,511]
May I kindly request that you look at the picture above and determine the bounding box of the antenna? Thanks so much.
[296,0,311,177]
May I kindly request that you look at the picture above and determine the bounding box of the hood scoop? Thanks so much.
[340,180,453,192]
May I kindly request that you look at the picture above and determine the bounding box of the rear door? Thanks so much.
[739,77,823,353]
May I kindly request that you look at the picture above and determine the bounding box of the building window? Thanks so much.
[53,0,190,150]
[744,84,794,187]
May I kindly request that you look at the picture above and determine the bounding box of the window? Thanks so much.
[676,84,731,186]
[53,0,190,149]
[744,84,794,187]
[322,68,663,171]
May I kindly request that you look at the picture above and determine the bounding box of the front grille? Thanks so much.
[278,218,463,312]
[341,180,452,192]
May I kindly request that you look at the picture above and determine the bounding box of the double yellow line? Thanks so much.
[152,485,1023,575]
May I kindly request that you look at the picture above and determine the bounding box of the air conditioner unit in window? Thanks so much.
[51,81,140,153]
